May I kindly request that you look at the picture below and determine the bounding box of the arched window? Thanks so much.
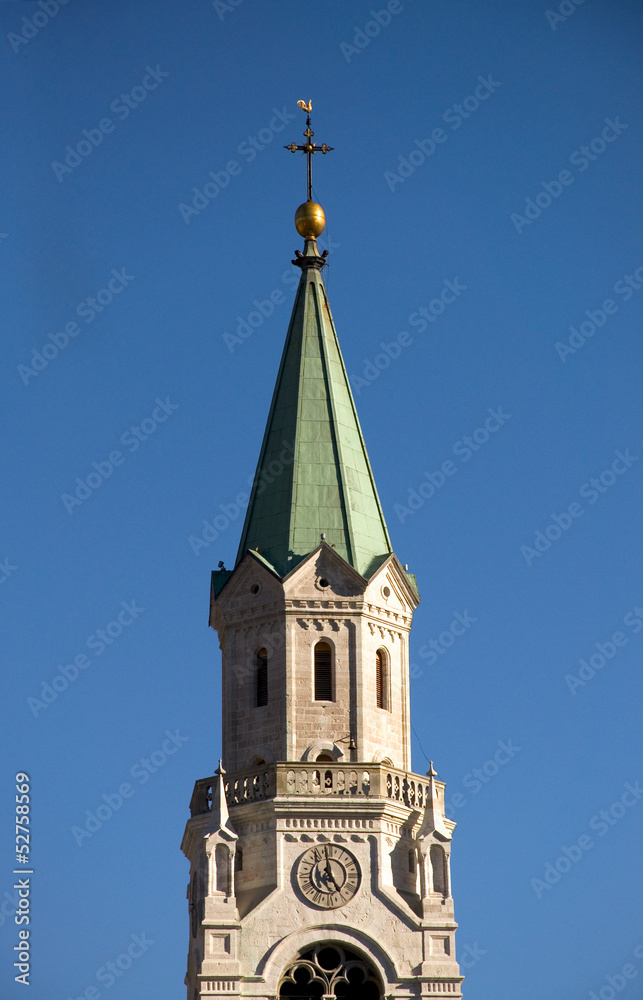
[256,648,268,707]
[430,844,447,896]
[316,752,334,763]
[376,649,390,710]
[280,945,380,1000]
[215,843,230,895]
[314,641,333,701]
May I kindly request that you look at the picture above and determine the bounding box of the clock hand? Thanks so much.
[322,846,342,890]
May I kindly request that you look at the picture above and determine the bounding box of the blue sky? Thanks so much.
[1,0,642,997]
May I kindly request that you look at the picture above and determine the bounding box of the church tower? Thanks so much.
[181,105,464,1000]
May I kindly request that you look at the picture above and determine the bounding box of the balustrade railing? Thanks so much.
[189,762,440,817]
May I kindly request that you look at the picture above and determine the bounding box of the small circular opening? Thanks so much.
[319,578,330,589]
[317,947,341,972]
[382,585,391,599]
[250,583,260,595]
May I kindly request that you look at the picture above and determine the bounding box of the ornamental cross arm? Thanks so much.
[284,101,333,201]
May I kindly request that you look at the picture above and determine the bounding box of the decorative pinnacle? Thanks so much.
[427,761,438,778]
[284,100,334,202]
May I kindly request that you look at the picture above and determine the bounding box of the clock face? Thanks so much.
[296,844,361,909]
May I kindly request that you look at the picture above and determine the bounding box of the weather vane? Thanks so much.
[284,100,333,203]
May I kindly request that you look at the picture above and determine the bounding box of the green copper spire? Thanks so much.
[236,105,391,578]
[235,236,392,578]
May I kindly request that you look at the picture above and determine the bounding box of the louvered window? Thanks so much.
[376,650,384,707]
[376,648,389,710]
[256,648,268,707]
[314,642,333,701]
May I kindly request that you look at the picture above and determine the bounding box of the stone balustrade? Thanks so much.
[189,762,439,817]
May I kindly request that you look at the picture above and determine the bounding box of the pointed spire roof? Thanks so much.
[417,762,452,842]
[235,236,392,578]
[204,761,237,840]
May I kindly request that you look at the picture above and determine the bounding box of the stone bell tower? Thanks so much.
[181,104,464,1000]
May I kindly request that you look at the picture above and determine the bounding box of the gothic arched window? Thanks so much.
[314,641,333,701]
[376,648,390,710]
[280,944,380,1000]
[256,648,268,707]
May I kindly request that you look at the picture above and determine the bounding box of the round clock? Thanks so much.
[296,844,361,909]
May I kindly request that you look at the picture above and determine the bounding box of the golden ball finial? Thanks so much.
[295,200,326,238]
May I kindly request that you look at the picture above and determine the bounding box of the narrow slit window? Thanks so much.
[431,844,447,896]
[256,648,268,707]
[376,649,389,710]
[314,642,333,701]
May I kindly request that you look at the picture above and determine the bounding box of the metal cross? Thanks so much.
[284,102,333,202]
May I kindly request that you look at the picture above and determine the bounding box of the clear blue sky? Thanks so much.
[1,1,642,997]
